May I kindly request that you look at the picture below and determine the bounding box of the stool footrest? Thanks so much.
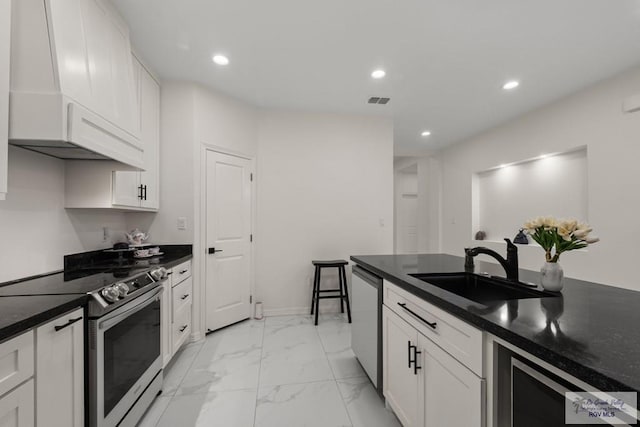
[318,289,342,293]
[318,295,348,300]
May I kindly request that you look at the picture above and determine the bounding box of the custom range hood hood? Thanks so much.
[8,0,144,169]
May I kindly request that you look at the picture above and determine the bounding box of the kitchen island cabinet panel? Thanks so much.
[383,306,421,427]
[419,334,483,427]
[0,380,33,427]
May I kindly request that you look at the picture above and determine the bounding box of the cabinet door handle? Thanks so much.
[398,302,437,330]
[413,348,422,375]
[143,185,147,200]
[181,294,189,300]
[208,248,223,254]
[408,341,422,375]
[54,316,83,332]
[179,325,188,332]
[137,185,143,200]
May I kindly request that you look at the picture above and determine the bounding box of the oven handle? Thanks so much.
[98,287,164,331]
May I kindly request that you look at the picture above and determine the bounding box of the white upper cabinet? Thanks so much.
[8,0,143,169]
[0,0,10,200]
[65,54,160,211]
[112,54,160,210]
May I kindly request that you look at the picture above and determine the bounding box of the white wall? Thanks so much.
[133,83,394,320]
[476,148,588,241]
[0,147,127,282]
[435,65,640,290]
[127,82,197,243]
[255,111,394,314]
[133,82,259,338]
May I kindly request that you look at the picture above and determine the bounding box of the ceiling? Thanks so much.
[112,0,640,155]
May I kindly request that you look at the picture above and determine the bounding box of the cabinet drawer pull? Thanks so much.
[54,316,83,332]
[179,269,188,274]
[181,294,189,300]
[179,325,188,332]
[398,302,437,330]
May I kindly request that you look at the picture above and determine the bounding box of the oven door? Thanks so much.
[90,286,163,427]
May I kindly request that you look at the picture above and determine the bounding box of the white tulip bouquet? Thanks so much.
[523,217,599,263]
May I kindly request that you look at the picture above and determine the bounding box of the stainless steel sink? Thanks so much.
[409,272,557,304]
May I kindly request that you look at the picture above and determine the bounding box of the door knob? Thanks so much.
[208,248,223,254]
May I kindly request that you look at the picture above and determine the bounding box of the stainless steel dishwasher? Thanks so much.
[351,265,383,394]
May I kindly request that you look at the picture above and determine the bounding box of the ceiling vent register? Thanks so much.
[368,97,390,105]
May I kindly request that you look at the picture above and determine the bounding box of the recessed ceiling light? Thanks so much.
[371,69,386,79]
[502,80,519,90]
[212,54,229,66]
[421,130,431,137]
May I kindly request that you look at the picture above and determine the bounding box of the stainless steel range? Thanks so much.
[87,267,168,427]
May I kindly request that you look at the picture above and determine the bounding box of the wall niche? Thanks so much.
[472,146,588,242]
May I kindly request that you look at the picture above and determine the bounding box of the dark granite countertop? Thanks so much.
[351,253,640,393]
[0,245,192,342]
[0,294,88,342]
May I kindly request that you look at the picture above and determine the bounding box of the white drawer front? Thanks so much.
[172,305,192,354]
[171,260,192,286]
[172,276,193,320]
[384,280,484,376]
[0,332,34,397]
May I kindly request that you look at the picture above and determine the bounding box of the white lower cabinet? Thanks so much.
[0,380,34,427]
[383,303,484,427]
[161,261,193,366]
[419,334,483,427]
[383,306,421,427]
[35,309,84,427]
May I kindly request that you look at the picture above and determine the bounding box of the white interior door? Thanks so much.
[398,193,418,254]
[205,150,253,332]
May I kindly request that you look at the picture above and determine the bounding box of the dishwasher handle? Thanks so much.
[352,265,382,288]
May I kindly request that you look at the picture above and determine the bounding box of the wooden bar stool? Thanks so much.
[310,260,351,326]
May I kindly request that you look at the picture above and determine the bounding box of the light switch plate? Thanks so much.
[177,217,187,230]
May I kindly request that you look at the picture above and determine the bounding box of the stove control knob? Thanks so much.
[150,267,167,281]
[114,282,129,297]
[101,286,120,303]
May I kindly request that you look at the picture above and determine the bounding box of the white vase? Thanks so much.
[540,262,564,292]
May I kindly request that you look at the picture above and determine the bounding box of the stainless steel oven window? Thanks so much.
[90,286,163,427]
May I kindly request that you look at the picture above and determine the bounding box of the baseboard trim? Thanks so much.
[263,303,345,317]
[263,307,311,317]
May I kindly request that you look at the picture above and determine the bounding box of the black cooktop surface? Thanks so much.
[0,267,151,296]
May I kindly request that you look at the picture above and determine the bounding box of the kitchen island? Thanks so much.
[351,253,640,394]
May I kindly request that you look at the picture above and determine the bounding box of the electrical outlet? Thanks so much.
[177,217,187,230]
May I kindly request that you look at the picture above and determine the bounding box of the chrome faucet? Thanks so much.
[464,238,519,282]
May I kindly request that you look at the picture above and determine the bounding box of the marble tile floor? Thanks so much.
[138,313,401,427]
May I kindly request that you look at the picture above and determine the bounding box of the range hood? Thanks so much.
[8,0,144,169]
[10,140,112,161]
